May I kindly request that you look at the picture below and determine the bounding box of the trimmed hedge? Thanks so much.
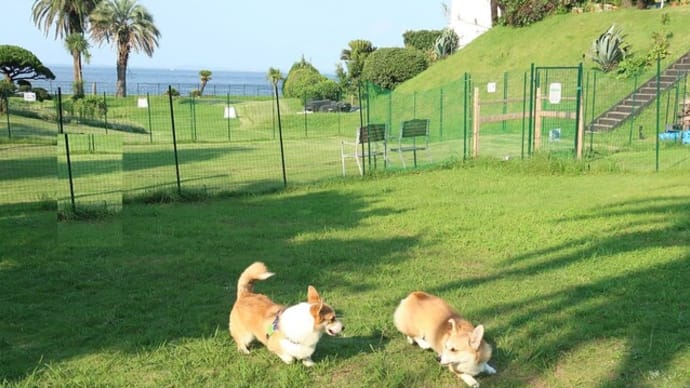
[361,47,428,90]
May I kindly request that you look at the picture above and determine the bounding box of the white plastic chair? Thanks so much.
[341,124,388,176]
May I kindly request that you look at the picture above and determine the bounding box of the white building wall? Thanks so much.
[449,0,494,48]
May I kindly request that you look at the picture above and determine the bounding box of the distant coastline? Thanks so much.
[35,64,275,96]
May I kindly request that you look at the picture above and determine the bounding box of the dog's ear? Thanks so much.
[310,302,323,318]
[448,318,457,332]
[307,285,321,304]
[470,324,485,350]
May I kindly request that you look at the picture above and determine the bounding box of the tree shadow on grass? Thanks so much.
[0,189,418,382]
[426,195,690,386]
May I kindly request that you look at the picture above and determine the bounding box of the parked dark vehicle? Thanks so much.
[305,99,357,113]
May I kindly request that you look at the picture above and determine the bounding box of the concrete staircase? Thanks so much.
[589,51,690,132]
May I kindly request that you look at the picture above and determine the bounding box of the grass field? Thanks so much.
[1,159,689,387]
[2,6,690,386]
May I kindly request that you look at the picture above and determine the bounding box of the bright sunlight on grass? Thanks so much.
[1,159,689,387]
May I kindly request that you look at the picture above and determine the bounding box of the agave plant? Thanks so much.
[434,28,460,60]
[591,24,631,73]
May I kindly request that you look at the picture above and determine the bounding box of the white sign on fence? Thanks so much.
[487,82,497,93]
[137,97,148,108]
[224,106,237,119]
[548,82,562,104]
[23,92,36,102]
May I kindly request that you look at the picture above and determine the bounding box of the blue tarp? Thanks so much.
[659,130,690,144]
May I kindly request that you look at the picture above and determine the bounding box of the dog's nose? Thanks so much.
[435,355,442,363]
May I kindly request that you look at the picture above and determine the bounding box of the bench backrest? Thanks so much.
[400,119,429,138]
[358,124,387,144]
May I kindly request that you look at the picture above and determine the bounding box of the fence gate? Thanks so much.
[529,64,584,158]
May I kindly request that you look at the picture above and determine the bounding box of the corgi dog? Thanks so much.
[228,262,344,366]
[393,291,495,387]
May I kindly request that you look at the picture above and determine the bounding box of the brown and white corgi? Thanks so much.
[394,291,495,387]
[229,262,343,366]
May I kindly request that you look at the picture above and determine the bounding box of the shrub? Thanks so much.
[498,0,560,27]
[164,87,180,97]
[313,79,342,101]
[74,95,107,119]
[361,47,428,90]
[282,66,342,101]
[190,89,201,97]
[33,87,51,102]
[403,30,443,52]
[647,13,673,63]
[616,54,647,79]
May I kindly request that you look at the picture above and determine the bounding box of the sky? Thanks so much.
[2,1,448,74]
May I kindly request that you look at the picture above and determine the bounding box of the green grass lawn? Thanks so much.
[1,161,688,387]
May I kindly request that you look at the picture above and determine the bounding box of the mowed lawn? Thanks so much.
[1,162,689,387]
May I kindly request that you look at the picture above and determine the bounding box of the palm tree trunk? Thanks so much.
[116,44,129,97]
[72,49,84,97]
[491,0,499,24]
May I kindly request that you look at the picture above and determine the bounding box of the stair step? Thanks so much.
[608,111,630,118]
[599,118,620,125]
[622,98,648,104]
[591,123,614,131]
[587,50,690,132]
[616,106,635,113]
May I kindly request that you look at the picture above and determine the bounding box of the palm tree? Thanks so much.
[64,32,91,97]
[266,67,283,138]
[199,69,212,96]
[267,67,283,91]
[89,0,160,97]
[31,0,100,97]
[340,40,375,83]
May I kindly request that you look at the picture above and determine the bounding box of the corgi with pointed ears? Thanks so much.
[229,262,344,366]
[394,291,496,387]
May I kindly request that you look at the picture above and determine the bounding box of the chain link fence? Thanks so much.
[2,61,688,216]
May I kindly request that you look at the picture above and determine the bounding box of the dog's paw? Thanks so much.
[415,337,432,350]
[406,336,415,345]
[459,373,480,388]
[483,364,496,375]
[278,354,295,364]
[302,358,315,367]
[237,346,250,355]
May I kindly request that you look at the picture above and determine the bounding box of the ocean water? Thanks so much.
[34,64,275,96]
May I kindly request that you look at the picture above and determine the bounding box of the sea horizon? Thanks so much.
[35,64,276,97]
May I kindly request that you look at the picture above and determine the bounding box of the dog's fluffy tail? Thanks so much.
[236,261,274,298]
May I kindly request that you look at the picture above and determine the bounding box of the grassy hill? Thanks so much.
[399,5,690,93]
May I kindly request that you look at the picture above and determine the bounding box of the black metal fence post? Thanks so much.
[102,92,109,134]
[274,83,287,187]
[168,85,182,195]
[64,133,76,213]
[655,56,661,172]
[5,96,10,138]
[57,87,64,134]
[147,92,153,143]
